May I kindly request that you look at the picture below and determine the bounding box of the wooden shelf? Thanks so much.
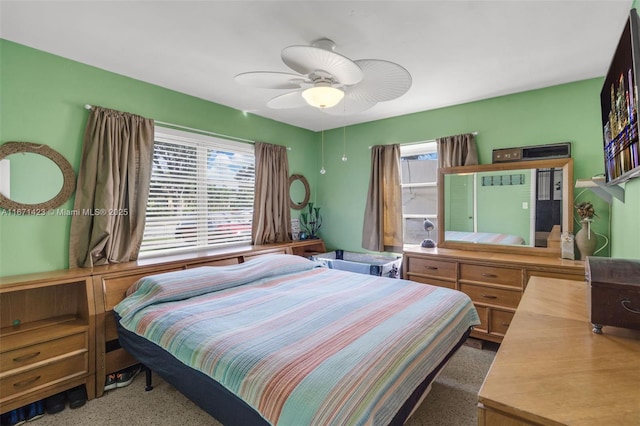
[575,176,625,203]
[0,277,95,413]
[287,239,326,257]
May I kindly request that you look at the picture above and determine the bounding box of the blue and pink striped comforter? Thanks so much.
[115,254,479,425]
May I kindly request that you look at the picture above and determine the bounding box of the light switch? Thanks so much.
[522,202,528,209]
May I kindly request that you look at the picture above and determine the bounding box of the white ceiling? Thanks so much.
[0,1,633,131]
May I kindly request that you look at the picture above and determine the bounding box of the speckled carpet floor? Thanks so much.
[32,342,497,425]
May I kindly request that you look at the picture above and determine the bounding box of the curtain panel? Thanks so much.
[69,107,154,268]
[252,142,291,245]
[362,144,403,252]
[436,133,478,167]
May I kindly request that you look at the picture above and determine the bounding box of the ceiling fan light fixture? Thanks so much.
[302,84,344,109]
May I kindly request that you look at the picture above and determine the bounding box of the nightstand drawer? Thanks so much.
[460,283,521,309]
[459,264,522,288]
[407,257,456,279]
[0,352,87,399]
[1,332,87,372]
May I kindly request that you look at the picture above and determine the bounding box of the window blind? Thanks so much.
[140,127,255,257]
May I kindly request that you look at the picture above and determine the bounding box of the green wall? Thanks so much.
[0,39,316,276]
[316,78,638,261]
[2,37,639,277]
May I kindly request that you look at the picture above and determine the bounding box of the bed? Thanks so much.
[114,253,480,425]
[445,230,526,245]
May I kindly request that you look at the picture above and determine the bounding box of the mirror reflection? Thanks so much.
[438,159,572,255]
[1,153,64,204]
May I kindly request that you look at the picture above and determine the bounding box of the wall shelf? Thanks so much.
[575,177,624,203]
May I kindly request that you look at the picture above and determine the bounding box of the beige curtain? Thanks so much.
[437,133,478,167]
[362,144,403,252]
[69,107,154,268]
[252,142,291,245]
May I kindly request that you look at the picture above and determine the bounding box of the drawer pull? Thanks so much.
[621,299,640,314]
[13,375,41,389]
[501,322,510,326]
[481,294,498,299]
[13,351,41,363]
[481,273,498,278]
[425,266,438,270]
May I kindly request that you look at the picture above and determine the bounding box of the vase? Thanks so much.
[575,219,597,260]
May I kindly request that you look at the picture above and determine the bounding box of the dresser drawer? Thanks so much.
[406,257,457,280]
[460,283,521,309]
[0,332,87,372]
[0,352,87,399]
[490,309,514,335]
[408,275,456,289]
[459,264,522,288]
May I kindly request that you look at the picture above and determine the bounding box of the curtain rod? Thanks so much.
[368,132,479,149]
[403,132,479,146]
[84,104,258,145]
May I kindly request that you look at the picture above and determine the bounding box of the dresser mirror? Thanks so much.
[437,158,573,257]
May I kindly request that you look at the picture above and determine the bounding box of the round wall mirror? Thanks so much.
[289,174,310,210]
[0,142,76,213]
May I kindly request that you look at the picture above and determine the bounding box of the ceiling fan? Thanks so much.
[234,38,412,114]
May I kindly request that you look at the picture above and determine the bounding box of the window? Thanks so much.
[139,127,255,257]
[400,142,438,245]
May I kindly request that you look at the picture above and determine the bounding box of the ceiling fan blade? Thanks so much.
[266,91,308,109]
[322,94,376,115]
[234,71,305,89]
[282,45,364,86]
[347,59,412,103]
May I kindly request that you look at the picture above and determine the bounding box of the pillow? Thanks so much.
[114,253,319,321]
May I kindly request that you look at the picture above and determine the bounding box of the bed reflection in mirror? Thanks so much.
[440,159,571,253]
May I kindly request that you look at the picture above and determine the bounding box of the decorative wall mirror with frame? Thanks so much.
[289,174,310,210]
[0,142,76,213]
[437,158,573,257]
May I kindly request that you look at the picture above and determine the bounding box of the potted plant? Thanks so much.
[299,203,322,239]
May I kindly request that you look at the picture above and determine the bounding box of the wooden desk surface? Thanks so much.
[478,277,640,426]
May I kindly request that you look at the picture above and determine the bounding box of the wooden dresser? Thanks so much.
[478,277,640,425]
[0,270,96,413]
[403,245,584,343]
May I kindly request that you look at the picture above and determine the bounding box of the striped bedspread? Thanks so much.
[115,254,479,425]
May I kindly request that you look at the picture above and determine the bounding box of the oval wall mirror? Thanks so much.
[0,142,76,213]
[289,174,310,210]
